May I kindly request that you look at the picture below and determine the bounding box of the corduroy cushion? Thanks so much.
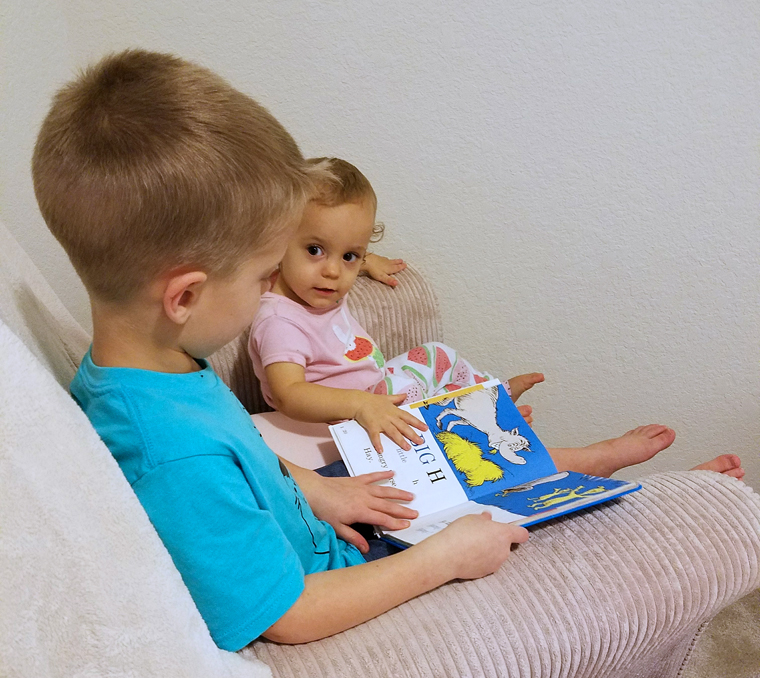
[245,471,760,678]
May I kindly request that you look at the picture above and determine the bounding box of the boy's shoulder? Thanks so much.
[72,349,260,482]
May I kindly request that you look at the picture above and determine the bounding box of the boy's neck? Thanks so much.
[90,300,201,374]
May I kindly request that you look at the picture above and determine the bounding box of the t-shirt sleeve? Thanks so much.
[133,454,305,651]
[251,314,313,369]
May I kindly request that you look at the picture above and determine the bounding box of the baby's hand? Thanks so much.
[425,513,529,580]
[361,253,407,287]
[508,372,545,402]
[354,392,427,453]
[308,470,418,553]
[517,404,533,425]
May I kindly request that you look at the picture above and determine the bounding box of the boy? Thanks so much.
[32,49,529,651]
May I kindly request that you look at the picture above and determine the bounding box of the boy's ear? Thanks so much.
[162,270,208,325]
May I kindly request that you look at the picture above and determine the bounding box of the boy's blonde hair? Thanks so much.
[307,157,384,242]
[33,49,314,303]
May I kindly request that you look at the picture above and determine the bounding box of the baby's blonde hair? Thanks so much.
[33,49,316,303]
[307,157,384,243]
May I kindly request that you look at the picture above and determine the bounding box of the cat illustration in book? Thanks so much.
[434,385,532,465]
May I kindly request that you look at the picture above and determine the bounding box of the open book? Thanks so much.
[329,379,640,548]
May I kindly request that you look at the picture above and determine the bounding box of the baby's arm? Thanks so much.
[266,361,427,452]
[263,512,529,644]
[361,253,407,287]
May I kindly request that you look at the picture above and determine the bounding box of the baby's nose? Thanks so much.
[322,258,340,277]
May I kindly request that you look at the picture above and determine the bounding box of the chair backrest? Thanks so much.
[0,220,90,387]
[208,266,444,413]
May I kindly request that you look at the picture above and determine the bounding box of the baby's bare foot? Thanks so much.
[550,424,676,478]
[692,454,745,480]
[508,373,545,402]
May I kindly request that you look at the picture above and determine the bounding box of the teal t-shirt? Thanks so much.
[71,349,364,651]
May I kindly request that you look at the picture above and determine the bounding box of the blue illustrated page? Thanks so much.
[472,471,638,520]
[415,383,558,501]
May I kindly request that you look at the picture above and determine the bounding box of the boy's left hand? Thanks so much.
[361,253,407,287]
[306,470,417,554]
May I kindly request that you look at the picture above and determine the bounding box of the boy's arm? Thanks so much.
[266,361,426,451]
[263,512,529,644]
[282,460,418,553]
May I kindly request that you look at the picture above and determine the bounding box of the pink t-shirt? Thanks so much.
[249,292,385,408]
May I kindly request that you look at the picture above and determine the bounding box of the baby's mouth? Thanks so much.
[314,287,336,294]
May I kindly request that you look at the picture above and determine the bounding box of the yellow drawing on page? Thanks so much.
[411,383,485,409]
[435,431,503,487]
[525,485,607,511]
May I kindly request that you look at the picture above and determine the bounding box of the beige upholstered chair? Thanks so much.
[2,219,759,678]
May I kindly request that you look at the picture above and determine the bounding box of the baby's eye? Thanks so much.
[307,245,323,257]
[343,252,360,263]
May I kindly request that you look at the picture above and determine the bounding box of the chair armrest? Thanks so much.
[246,471,760,678]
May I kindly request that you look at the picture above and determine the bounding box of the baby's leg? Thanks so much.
[549,428,745,480]
[383,343,494,400]
[507,373,544,402]
[372,371,426,404]
[549,425,676,478]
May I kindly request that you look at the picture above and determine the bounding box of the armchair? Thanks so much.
[1,219,758,678]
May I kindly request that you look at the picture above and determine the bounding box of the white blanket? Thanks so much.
[0,319,270,678]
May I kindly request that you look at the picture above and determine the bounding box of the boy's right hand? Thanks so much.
[354,392,428,453]
[427,513,529,580]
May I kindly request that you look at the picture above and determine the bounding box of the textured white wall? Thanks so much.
[2,1,758,488]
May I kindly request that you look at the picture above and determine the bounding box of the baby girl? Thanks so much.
[249,157,743,481]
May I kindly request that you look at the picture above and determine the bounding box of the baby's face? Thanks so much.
[273,199,376,308]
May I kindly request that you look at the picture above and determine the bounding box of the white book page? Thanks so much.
[382,501,525,547]
[330,409,468,519]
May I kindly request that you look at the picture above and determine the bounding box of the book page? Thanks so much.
[382,474,640,546]
[412,380,558,501]
[470,471,641,526]
[381,501,525,547]
[330,413,468,518]
[330,381,642,547]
